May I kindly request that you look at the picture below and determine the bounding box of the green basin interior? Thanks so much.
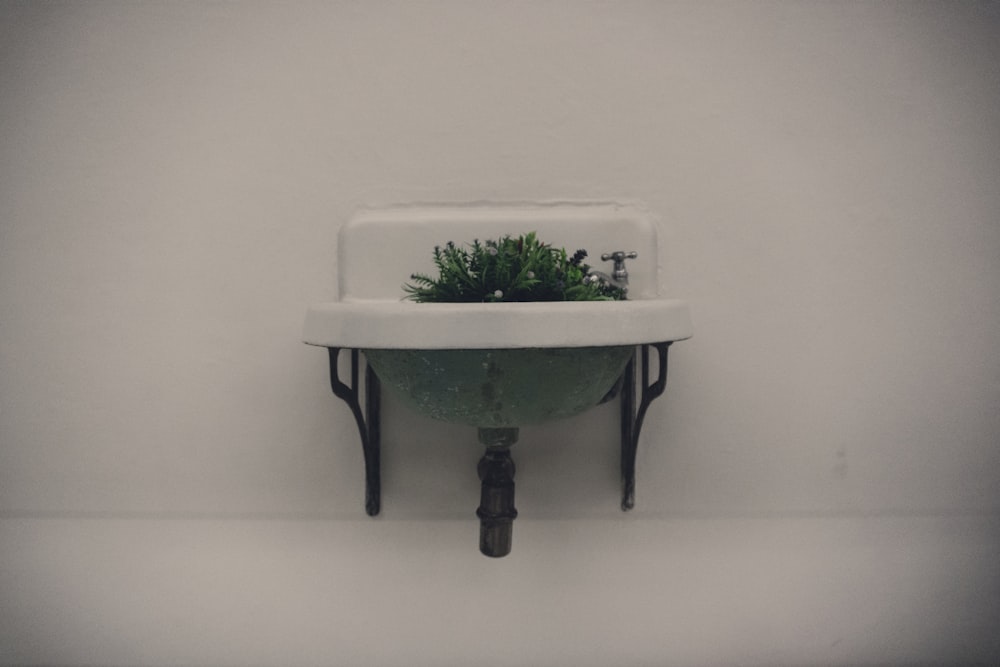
[363,346,634,428]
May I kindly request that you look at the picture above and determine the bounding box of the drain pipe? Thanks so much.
[476,427,519,557]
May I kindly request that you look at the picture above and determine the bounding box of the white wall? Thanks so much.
[2,2,998,665]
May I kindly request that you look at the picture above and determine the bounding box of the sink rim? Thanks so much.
[303,298,692,350]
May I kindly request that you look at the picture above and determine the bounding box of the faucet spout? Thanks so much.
[585,270,627,290]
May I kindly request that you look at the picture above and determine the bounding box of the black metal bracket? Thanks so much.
[620,342,672,511]
[327,348,381,516]
[325,342,670,520]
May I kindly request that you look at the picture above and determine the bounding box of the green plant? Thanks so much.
[403,232,624,303]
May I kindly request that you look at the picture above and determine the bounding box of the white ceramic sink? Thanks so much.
[302,203,693,350]
[303,203,691,556]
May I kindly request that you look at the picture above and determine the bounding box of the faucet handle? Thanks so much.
[600,251,638,263]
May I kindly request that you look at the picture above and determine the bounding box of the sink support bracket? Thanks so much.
[328,347,381,516]
[327,341,670,518]
[620,342,671,511]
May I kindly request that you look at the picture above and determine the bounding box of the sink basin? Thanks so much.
[363,346,634,428]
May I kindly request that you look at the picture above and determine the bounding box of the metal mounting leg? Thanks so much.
[328,347,381,516]
[621,342,671,511]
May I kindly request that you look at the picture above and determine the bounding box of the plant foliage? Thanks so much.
[403,232,624,303]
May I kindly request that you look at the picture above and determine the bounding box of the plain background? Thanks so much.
[2,2,998,665]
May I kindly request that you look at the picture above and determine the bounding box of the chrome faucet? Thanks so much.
[586,250,637,295]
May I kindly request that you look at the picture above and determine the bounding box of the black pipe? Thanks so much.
[476,428,519,557]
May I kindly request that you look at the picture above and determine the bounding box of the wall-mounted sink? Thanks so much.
[303,203,692,556]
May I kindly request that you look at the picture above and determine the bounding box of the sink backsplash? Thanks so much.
[336,203,663,301]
